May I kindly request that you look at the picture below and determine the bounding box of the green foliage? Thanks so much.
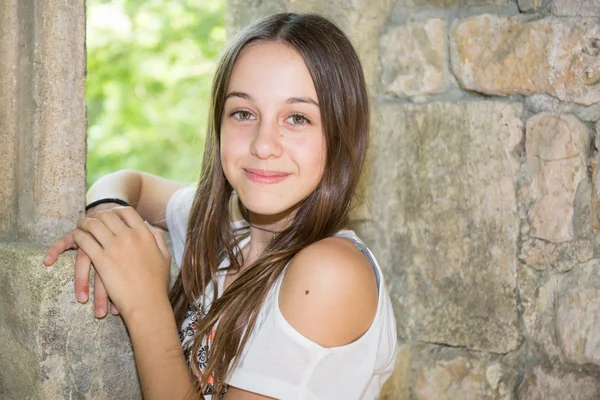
[86,0,225,187]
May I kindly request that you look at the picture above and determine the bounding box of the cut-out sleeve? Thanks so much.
[226,252,397,400]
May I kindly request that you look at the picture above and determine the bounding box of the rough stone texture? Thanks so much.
[519,238,593,272]
[451,15,600,106]
[411,345,517,400]
[225,0,286,37]
[409,0,512,5]
[372,101,522,353]
[556,260,600,366]
[518,0,546,11]
[525,113,591,243]
[552,0,600,16]
[518,265,563,360]
[518,366,600,400]
[0,0,24,240]
[0,243,142,399]
[380,19,450,98]
[525,93,600,122]
[0,0,86,244]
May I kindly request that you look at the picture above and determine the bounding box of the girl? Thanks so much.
[44,13,397,399]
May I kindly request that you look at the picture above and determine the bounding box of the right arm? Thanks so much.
[86,169,185,230]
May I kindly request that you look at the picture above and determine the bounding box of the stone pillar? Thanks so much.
[0,0,141,398]
[0,0,86,244]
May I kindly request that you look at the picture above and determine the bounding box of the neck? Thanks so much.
[243,211,291,265]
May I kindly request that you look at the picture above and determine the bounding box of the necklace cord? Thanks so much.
[249,223,279,234]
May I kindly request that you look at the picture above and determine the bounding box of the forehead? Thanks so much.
[227,41,317,100]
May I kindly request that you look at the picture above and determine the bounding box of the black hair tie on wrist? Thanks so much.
[85,198,130,212]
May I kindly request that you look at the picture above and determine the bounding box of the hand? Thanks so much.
[72,207,172,323]
[44,202,126,317]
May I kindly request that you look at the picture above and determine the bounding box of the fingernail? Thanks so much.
[76,293,88,303]
[95,308,105,318]
[43,255,51,265]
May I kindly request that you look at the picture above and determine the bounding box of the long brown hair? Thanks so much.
[169,13,370,395]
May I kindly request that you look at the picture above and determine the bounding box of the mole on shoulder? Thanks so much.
[305,290,309,295]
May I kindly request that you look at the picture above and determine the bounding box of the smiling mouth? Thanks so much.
[244,168,291,184]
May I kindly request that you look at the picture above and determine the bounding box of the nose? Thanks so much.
[250,118,283,159]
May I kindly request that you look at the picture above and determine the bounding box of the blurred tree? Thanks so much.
[86,0,225,188]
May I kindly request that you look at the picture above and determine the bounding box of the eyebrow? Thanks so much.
[224,91,319,108]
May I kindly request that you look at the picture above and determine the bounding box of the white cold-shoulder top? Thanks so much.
[166,186,397,400]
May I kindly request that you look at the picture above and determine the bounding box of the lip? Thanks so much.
[244,168,291,184]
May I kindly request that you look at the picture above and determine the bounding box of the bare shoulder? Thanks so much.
[278,237,378,348]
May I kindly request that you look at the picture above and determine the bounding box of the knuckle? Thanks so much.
[74,278,89,289]
[122,231,138,244]
[94,291,107,302]
[141,229,155,241]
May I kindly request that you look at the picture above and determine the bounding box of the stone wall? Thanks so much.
[227,0,600,398]
[2,0,600,398]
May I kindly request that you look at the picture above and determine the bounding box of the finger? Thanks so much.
[76,217,115,249]
[44,232,77,266]
[74,249,92,302]
[93,272,109,318]
[111,207,146,231]
[94,210,129,236]
[147,223,170,260]
[110,301,120,316]
[72,228,104,265]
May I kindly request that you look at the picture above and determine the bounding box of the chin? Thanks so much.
[241,200,291,217]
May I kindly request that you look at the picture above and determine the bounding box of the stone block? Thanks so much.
[552,0,600,16]
[380,19,450,98]
[411,345,517,400]
[525,113,591,243]
[518,0,546,12]
[518,264,563,360]
[518,365,600,400]
[556,260,600,366]
[451,15,600,106]
[372,102,522,353]
[411,0,511,5]
[0,243,142,399]
[519,238,593,272]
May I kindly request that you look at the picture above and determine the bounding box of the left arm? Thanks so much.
[73,207,199,400]
[126,301,198,400]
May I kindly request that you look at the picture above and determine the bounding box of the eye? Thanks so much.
[285,113,310,126]
[231,110,256,121]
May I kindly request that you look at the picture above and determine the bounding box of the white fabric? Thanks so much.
[166,186,398,400]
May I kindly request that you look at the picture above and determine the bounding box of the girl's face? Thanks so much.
[220,41,326,221]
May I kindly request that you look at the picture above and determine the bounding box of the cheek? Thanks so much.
[220,128,244,165]
[303,136,327,183]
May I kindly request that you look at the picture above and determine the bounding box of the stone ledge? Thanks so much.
[0,242,141,399]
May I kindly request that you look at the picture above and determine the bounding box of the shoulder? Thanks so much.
[278,236,378,348]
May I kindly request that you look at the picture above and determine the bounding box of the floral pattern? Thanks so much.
[180,295,227,399]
